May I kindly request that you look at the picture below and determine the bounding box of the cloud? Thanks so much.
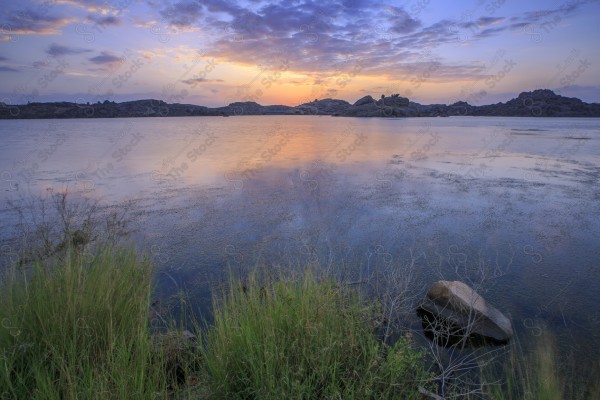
[149,0,537,80]
[478,16,505,26]
[185,0,598,86]
[2,9,74,35]
[178,1,463,80]
[33,60,50,68]
[0,66,20,72]
[0,56,8,62]
[182,77,207,84]
[87,14,121,27]
[89,51,123,65]
[519,1,591,27]
[468,2,591,39]
[138,49,166,60]
[4,0,593,100]
[324,88,338,97]
[159,1,204,28]
[461,16,505,29]
[385,6,422,34]
[47,43,92,57]
[55,0,124,13]
[181,78,224,85]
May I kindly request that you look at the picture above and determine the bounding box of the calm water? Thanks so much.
[1,116,599,369]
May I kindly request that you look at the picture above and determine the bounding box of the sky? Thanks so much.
[0,0,599,107]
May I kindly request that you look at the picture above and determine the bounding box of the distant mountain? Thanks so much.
[1,89,599,119]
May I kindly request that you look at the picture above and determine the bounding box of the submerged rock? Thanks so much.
[417,280,513,345]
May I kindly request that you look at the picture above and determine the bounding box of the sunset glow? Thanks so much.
[1,0,599,107]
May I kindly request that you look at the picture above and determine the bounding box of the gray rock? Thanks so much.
[353,95,375,107]
[377,96,409,107]
[418,280,513,343]
[295,98,351,115]
[2,89,598,119]
[473,89,600,117]
[343,101,380,117]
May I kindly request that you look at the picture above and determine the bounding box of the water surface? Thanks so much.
[1,115,599,374]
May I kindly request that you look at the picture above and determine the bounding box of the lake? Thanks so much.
[1,115,599,375]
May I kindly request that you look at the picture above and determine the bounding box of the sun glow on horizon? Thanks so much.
[0,0,598,106]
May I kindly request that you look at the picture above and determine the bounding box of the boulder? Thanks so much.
[377,96,409,107]
[295,98,351,115]
[353,95,375,107]
[343,102,382,117]
[417,281,513,344]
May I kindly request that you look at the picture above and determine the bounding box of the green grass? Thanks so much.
[0,248,432,400]
[2,241,595,400]
[484,328,600,400]
[0,245,174,400]
[200,271,432,399]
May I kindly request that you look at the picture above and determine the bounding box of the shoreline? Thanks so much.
[2,89,600,120]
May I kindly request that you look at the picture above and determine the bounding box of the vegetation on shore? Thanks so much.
[1,192,597,399]
[0,245,173,399]
[200,271,432,399]
[2,244,597,399]
[0,247,431,399]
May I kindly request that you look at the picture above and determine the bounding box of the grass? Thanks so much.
[200,271,432,399]
[484,328,600,400]
[1,240,595,399]
[3,193,593,399]
[0,245,175,400]
[0,244,431,400]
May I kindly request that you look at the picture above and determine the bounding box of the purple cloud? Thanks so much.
[33,60,50,68]
[89,51,123,65]
[385,6,422,34]
[0,66,19,72]
[160,1,204,27]
[56,0,126,13]
[181,78,224,85]
[2,9,73,34]
[87,14,121,27]
[47,43,92,57]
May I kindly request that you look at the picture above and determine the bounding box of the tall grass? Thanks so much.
[484,328,600,400]
[1,236,595,399]
[0,246,172,399]
[200,271,433,399]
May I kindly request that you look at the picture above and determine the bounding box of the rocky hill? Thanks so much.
[471,89,600,117]
[0,100,214,119]
[1,89,598,119]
